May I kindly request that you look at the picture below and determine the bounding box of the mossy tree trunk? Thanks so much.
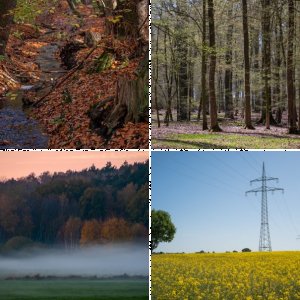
[114,52,148,124]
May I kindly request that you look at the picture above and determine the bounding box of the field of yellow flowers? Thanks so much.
[151,252,300,300]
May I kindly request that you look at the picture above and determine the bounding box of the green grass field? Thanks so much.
[153,133,300,149]
[0,279,148,300]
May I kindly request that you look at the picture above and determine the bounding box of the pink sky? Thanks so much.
[0,151,148,179]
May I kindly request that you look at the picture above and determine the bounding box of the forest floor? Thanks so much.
[152,111,300,149]
[0,1,148,149]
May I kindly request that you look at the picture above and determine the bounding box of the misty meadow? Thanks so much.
[0,160,149,299]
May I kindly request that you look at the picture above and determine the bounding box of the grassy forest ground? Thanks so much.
[152,110,300,149]
[0,279,148,300]
[1,1,148,148]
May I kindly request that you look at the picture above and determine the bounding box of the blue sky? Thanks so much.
[151,151,300,253]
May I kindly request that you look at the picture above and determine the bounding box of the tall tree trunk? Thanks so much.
[224,6,234,119]
[242,0,254,129]
[163,31,170,126]
[274,18,282,124]
[207,0,221,131]
[261,0,273,129]
[287,0,297,133]
[199,0,208,130]
[154,27,160,128]
[168,33,175,123]
[188,47,194,121]
[217,71,224,113]
[176,70,180,121]
[298,1,300,131]
[177,1,189,122]
[298,71,300,131]
[251,29,260,113]
[187,46,191,121]
[164,32,174,126]
[0,0,17,55]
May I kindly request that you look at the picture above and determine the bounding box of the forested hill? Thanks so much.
[0,161,148,250]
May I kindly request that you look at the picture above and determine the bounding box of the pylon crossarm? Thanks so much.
[265,177,279,182]
[246,188,263,195]
[250,177,279,184]
[250,178,263,184]
[265,187,284,193]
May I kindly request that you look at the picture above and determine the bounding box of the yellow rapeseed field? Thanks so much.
[151,252,300,300]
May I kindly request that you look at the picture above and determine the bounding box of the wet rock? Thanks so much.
[84,31,102,47]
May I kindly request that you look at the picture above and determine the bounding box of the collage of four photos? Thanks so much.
[0,0,300,299]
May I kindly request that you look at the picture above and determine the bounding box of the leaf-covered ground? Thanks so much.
[152,113,300,149]
[2,1,148,149]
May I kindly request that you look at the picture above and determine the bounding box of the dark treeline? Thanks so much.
[0,161,148,249]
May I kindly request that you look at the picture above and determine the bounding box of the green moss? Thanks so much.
[88,52,114,74]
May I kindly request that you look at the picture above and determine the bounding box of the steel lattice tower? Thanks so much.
[246,162,284,252]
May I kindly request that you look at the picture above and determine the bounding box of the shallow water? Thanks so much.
[0,43,64,149]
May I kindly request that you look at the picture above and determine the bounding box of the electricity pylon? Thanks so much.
[246,162,284,252]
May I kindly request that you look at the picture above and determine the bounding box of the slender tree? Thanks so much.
[154,26,161,128]
[287,0,297,133]
[242,0,254,129]
[200,0,208,130]
[224,5,234,120]
[208,0,221,131]
[261,0,273,129]
[274,8,283,124]
[177,0,189,121]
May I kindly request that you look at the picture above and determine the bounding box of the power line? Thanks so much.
[209,152,251,182]
[171,156,282,230]
[158,155,245,199]
[247,152,262,167]
[239,154,261,174]
[281,194,299,235]
[169,155,245,194]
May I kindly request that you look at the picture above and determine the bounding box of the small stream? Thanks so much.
[0,43,65,149]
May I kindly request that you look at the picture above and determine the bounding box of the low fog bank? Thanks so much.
[0,243,148,279]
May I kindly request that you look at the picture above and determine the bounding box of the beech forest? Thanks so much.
[152,0,300,149]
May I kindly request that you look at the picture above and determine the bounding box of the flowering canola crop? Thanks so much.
[152,252,300,300]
